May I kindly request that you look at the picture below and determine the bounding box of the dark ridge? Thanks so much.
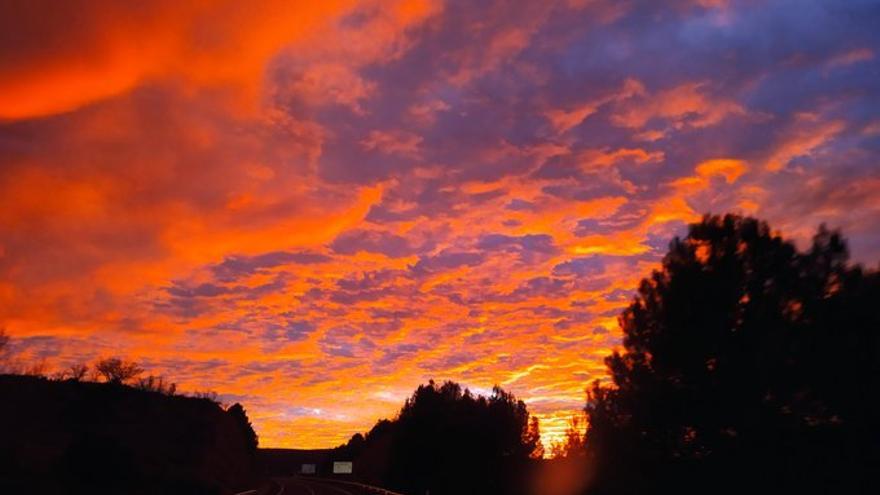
[0,374,258,495]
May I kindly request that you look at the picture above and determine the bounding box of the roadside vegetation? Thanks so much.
[579,215,880,494]
[334,380,543,494]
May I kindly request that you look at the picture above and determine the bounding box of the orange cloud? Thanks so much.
[0,0,427,120]
[581,148,665,170]
[695,158,747,184]
[361,130,424,157]
[545,104,601,134]
[545,78,645,133]
[766,113,845,171]
[611,81,745,132]
[826,47,874,69]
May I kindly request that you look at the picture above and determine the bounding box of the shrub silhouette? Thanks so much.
[134,374,177,395]
[66,363,89,381]
[584,214,880,494]
[95,357,144,384]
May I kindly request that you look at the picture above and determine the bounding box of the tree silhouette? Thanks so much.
[584,214,880,494]
[343,380,539,495]
[95,357,143,384]
[67,363,89,381]
[549,416,586,459]
[525,416,544,459]
[227,403,258,453]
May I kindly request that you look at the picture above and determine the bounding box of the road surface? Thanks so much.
[271,476,393,495]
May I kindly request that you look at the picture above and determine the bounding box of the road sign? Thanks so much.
[301,463,316,474]
[332,461,353,474]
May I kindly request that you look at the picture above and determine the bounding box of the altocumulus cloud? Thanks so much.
[1,0,879,449]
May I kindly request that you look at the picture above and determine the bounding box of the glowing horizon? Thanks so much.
[1,0,879,449]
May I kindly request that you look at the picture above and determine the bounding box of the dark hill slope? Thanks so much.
[0,374,257,494]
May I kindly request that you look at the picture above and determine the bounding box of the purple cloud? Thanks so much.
[212,250,330,281]
[411,249,485,275]
[331,229,427,258]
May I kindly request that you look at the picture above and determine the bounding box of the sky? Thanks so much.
[1,0,879,449]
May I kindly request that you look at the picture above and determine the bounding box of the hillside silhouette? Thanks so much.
[583,214,880,494]
[0,373,259,494]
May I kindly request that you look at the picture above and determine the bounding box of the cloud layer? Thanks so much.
[2,0,879,448]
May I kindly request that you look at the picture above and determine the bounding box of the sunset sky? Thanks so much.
[1,0,879,448]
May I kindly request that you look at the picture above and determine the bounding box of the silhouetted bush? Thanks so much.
[135,374,177,395]
[50,362,90,382]
[191,389,220,402]
[95,357,144,384]
[584,214,880,494]
[66,363,89,381]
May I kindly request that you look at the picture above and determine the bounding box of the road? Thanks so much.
[270,476,393,495]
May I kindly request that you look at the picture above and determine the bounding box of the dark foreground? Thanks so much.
[0,374,258,494]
